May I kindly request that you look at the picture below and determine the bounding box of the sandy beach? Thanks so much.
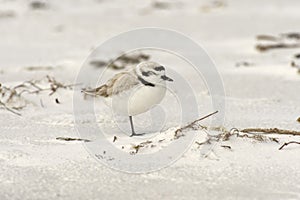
[1,0,300,199]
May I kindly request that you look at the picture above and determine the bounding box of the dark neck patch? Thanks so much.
[154,66,165,71]
[138,76,155,87]
[142,70,156,77]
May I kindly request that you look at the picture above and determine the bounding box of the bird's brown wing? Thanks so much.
[83,71,139,97]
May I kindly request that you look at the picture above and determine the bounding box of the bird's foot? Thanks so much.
[130,132,145,137]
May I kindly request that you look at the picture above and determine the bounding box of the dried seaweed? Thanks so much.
[24,66,54,71]
[282,33,300,40]
[56,137,91,142]
[174,111,218,139]
[30,1,49,10]
[0,76,79,115]
[131,140,153,154]
[294,53,300,59]
[241,128,300,136]
[196,127,279,148]
[0,100,21,116]
[255,32,300,52]
[90,52,150,70]
[256,35,278,41]
[221,145,232,150]
[152,1,171,9]
[256,43,300,52]
[193,126,282,156]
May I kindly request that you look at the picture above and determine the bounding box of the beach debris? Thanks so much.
[294,53,300,59]
[131,145,141,154]
[174,111,218,139]
[130,140,153,154]
[152,1,171,9]
[278,141,300,150]
[241,128,300,136]
[256,33,300,74]
[291,53,300,74]
[221,145,232,150]
[90,52,150,70]
[56,137,91,142]
[24,66,54,71]
[55,98,60,104]
[113,136,117,143]
[29,0,49,10]
[195,127,279,150]
[40,99,45,108]
[89,60,107,68]
[235,61,254,67]
[0,76,79,115]
[256,35,278,41]
[283,32,300,40]
[95,153,115,161]
[0,100,21,116]
[256,32,300,52]
[297,117,300,123]
[236,131,278,143]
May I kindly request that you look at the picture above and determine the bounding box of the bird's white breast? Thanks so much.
[109,83,167,116]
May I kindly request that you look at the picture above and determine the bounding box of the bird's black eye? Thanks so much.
[154,66,165,71]
[142,71,156,76]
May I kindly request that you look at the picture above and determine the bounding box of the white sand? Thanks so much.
[1,0,300,199]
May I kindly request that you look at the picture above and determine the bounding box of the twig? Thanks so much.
[256,32,300,52]
[174,111,218,139]
[256,43,300,52]
[0,100,21,116]
[241,128,300,136]
[56,137,91,142]
[0,76,81,115]
[221,145,232,150]
[278,141,300,150]
[17,76,80,96]
[256,35,278,41]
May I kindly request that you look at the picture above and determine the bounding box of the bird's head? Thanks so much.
[136,61,173,86]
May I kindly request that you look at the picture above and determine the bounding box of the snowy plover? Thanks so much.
[83,61,173,137]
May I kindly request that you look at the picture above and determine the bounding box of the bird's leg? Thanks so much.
[129,116,144,137]
[129,116,135,136]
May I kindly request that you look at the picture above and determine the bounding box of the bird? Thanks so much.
[82,61,173,137]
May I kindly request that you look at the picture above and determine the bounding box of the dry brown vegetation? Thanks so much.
[256,32,300,52]
[90,52,150,70]
[0,75,79,116]
[122,111,300,155]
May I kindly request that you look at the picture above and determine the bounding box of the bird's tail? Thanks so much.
[81,85,108,97]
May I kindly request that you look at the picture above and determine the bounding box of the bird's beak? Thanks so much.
[161,75,173,82]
